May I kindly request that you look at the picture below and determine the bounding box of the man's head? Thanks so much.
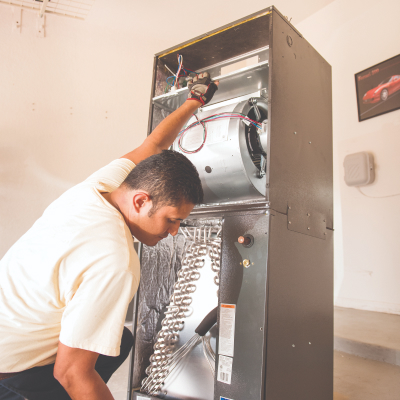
[117,150,203,245]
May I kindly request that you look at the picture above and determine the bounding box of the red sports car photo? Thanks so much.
[363,75,400,104]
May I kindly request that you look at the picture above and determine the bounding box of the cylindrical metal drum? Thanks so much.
[173,97,268,204]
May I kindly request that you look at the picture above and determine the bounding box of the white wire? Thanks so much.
[357,187,400,198]
[164,63,177,77]
[174,55,183,89]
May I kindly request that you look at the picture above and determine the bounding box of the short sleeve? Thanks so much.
[84,158,135,193]
[59,267,138,356]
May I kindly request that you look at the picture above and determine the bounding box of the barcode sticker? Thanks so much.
[217,355,233,385]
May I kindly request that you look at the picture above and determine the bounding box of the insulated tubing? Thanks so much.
[195,307,218,337]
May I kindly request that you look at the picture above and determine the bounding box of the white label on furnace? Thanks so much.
[180,119,229,151]
[181,124,204,151]
[219,304,236,357]
[136,396,148,400]
[205,119,229,145]
[217,355,233,385]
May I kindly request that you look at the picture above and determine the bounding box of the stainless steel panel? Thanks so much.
[152,62,269,114]
[215,213,269,400]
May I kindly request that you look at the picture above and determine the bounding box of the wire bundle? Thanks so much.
[165,54,198,92]
[178,112,262,154]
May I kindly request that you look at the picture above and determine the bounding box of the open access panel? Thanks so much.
[127,6,333,400]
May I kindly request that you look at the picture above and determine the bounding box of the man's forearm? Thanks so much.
[122,100,200,165]
[59,370,114,400]
[147,100,200,151]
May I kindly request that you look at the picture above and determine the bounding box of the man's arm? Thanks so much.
[122,99,200,165]
[122,74,218,165]
[54,342,114,400]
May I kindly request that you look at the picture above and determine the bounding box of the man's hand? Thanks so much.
[187,72,218,106]
[54,342,114,400]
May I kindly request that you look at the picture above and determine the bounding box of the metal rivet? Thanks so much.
[289,221,292,224]
[309,342,312,345]
[260,327,263,331]
[289,206,291,210]
[307,227,310,230]
[309,141,311,144]
[307,213,310,216]
[294,132,297,134]
[292,344,295,347]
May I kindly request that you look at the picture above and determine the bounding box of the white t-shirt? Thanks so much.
[0,158,140,373]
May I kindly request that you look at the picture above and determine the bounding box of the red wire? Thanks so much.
[179,113,207,154]
[177,113,261,154]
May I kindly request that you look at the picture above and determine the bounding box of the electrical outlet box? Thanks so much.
[343,151,375,186]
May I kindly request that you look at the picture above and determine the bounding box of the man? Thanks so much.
[0,74,218,399]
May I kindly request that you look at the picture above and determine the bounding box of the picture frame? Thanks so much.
[355,54,400,122]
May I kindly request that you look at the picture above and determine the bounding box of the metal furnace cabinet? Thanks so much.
[127,6,333,400]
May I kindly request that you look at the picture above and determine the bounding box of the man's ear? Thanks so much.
[132,192,152,214]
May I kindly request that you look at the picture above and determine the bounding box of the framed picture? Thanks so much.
[355,54,400,122]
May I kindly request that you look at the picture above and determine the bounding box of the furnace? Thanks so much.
[128,6,333,400]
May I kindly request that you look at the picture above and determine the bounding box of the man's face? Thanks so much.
[132,201,194,246]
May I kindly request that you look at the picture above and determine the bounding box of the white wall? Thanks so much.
[1,0,399,314]
[0,0,333,257]
[297,0,400,314]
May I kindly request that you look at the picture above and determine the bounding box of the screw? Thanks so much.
[243,259,251,268]
[307,227,310,230]
[260,327,263,331]
[289,221,292,224]
[294,131,297,134]
[309,342,312,345]
[289,206,291,210]
[307,213,310,216]
[309,141,311,144]
[292,344,295,347]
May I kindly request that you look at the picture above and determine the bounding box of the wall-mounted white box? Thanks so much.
[343,152,375,186]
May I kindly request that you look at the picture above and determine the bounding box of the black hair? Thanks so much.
[122,150,203,215]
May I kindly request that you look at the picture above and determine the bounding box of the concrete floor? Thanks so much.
[335,307,400,366]
[333,351,400,400]
[108,350,400,400]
